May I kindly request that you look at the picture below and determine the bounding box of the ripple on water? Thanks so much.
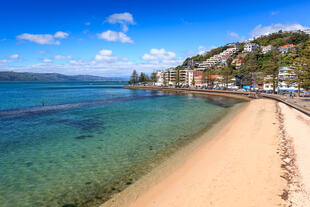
[0,93,245,207]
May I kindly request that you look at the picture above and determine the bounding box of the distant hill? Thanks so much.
[0,71,127,82]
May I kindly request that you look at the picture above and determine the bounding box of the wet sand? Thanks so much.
[103,99,287,207]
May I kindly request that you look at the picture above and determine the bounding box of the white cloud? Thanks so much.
[69,60,87,65]
[1,58,184,77]
[8,54,20,59]
[94,49,117,62]
[16,31,69,45]
[250,23,310,37]
[0,38,6,42]
[82,29,89,34]
[142,48,182,66]
[227,32,245,42]
[0,54,21,64]
[97,30,133,43]
[2,48,184,77]
[37,50,48,54]
[54,31,69,39]
[42,58,52,63]
[142,48,176,61]
[0,59,12,63]
[270,11,280,16]
[54,55,72,60]
[228,32,239,39]
[85,22,91,26]
[197,45,216,55]
[106,12,135,32]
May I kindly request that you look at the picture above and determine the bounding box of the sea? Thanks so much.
[0,81,245,207]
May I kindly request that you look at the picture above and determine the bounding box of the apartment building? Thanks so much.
[197,47,238,69]
[263,75,274,91]
[277,67,299,92]
[243,43,259,53]
[156,69,200,86]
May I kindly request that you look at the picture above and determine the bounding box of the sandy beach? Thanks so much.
[103,98,303,207]
[279,102,310,206]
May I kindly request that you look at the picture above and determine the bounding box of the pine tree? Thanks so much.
[191,74,195,86]
[262,50,280,94]
[163,72,167,86]
[150,72,157,84]
[289,57,310,96]
[175,70,180,86]
[139,72,146,83]
[129,70,138,85]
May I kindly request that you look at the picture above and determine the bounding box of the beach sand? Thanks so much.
[103,99,288,207]
[279,102,310,206]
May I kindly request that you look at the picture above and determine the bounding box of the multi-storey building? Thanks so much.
[243,43,259,53]
[197,47,238,69]
[263,75,274,91]
[277,67,299,92]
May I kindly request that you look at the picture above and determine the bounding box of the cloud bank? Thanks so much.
[250,23,309,37]
[17,31,69,45]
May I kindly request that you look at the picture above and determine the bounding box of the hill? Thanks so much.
[178,30,310,69]
[0,71,125,82]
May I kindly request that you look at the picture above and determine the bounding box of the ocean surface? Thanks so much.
[0,82,245,207]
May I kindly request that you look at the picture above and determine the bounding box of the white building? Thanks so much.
[263,75,274,91]
[198,47,238,69]
[261,45,275,54]
[155,69,196,86]
[244,43,259,53]
[277,67,299,92]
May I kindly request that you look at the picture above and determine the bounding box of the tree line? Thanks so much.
[129,70,158,85]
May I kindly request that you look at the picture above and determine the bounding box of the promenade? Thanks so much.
[124,85,310,117]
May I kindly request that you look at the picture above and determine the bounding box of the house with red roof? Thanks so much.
[279,44,295,54]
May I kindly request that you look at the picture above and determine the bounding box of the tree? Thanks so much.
[206,67,215,88]
[175,70,180,86]
[262,50,280,94]
[150,72,158,85]
[129,70,138,85]
[201,70,208,84]
[163,72,167,86]
[139,72,147,83]
[245,53,260,84]
[288,57,310,96]
[191,74,195,86]
[220,66,233,88]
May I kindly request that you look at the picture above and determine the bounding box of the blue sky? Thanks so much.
[0,0,310,77]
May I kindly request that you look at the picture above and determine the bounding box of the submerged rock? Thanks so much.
[25,162,33,167]
[75,135,93,140]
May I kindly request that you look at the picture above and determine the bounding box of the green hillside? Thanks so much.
[0,71,120,82]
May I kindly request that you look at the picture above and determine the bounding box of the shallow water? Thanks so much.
[0,82,245,207]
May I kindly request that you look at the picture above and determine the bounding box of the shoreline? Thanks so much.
[102,99,287,207]
[123,85,254,101]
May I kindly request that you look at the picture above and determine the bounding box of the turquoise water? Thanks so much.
[0,82,245,207]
